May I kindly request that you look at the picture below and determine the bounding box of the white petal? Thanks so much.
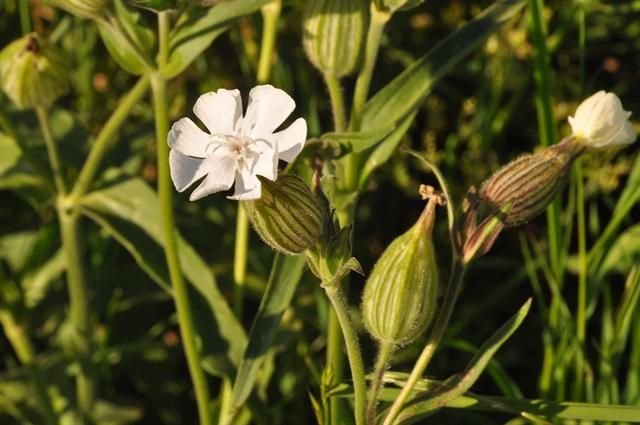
[193,89,243,135]
[574,90,606,125]
[591,120,637,148]
[243,85,295,139]
[170,149,210,191]
[275,118,307,163]
[621,120,637,145]
[228,169,262,200]
[168,118,210,158]
[251,137,278,181]
[189,154,237,201]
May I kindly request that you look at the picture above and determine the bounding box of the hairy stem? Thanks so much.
[366,341,393,425]
[36,107,66,195]
[323,285,367,425]
[152,11,212,425]
[70,76,150,200]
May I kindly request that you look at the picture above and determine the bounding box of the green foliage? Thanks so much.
[1,0,639,423]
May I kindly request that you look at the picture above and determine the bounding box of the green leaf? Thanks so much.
[590,155,640,276]
[396,298,532,423]
[114,0,156,56]
[362,0,526,130]
[129,0,178,12]
[92,399,143,425]
[358,112,415,189]
[0,132,22,175]
[230,254,306,412]
[79,177,246,376]
[164,0,271,78]
[321,123,395,154]
[96,16,152,75]
[600,225,640,276]
[445,394,640,423]
[22,249,65,309]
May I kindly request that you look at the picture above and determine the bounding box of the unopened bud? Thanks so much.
[303,0,368,78]
[362,188,441,346]
[477,137,583,227]
[0,34,69,110]
[46,0,107,19]
[241,175,323,255]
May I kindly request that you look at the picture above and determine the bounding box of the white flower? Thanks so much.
[168,85,307,201]
[568,90,636,149]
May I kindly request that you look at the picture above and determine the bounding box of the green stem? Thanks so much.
[232,0,282,319]
[326,308,346,425]
[153,11,212,425]
[257,0,281,83]
[36,107,67,195]
[383,261,466,425]
[349,3,391,131]
[343,4,391,194]
[574,160,587,401]
[574,2,587,399]
[528,0,561,279]
[37,105,94,417]
[323,285,367,425]
[233,207,249,318]
[366,341,393,425]
[70,75,150,201]
[18,0,31,34]
[324,74,346,132]
[0,311,57,425]
[58,209,94,418]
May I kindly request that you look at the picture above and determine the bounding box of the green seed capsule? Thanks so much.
[241,175,324,255]
[0,34,69,110]
[302,0,368,78]
[362,196,439,346]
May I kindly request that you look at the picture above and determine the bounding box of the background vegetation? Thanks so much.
[0,0,639,424]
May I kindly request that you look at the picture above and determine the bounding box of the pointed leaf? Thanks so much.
[164,0,270,78]
[362,0,526,130]
[396,298,532,423]
[79,177,246,376]
[230,254,306,411]
[358,112,415,189]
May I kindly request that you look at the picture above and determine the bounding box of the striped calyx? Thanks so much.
[241,175,323,255]
[478,137,583,227]
[0,34,69,110]
[47,0,107,19]
[302,0,368,78]
[362,195,439,346]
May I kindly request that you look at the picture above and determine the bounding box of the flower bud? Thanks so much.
[362,189,440,346]
[477,137,583,227]
[0,34,69,110]
[302,0,368,78]
[46,0,107,19]
[241,175,323,255]
[569,91,636,150]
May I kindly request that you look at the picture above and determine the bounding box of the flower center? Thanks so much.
[205,134,258,170]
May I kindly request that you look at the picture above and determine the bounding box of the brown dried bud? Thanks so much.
[477,137,583,227]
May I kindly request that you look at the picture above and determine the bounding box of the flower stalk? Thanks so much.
[233,0,282,319]
[58,208,94,418]
[153,11,212,425]
[366,341,393,425]
[323,284,367,425]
